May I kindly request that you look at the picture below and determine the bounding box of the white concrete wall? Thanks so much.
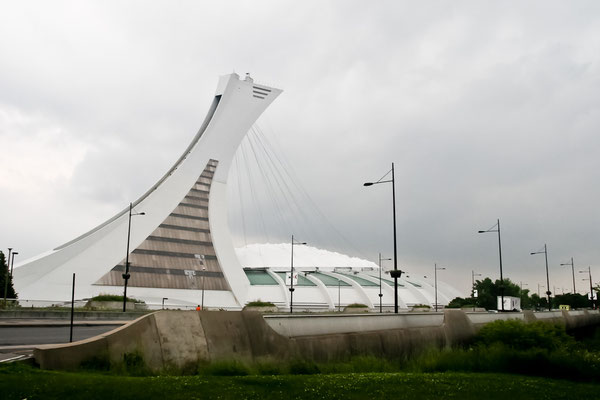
[14,73,282,308]
[264,313,445,337]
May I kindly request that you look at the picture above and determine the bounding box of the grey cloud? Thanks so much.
[1,1,600,295]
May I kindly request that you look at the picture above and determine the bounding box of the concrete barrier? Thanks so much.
[33,309,600,371]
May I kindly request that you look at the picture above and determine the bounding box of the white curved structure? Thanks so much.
[14,73,461,311]
[238,243,461,311]
[15,73,281,309]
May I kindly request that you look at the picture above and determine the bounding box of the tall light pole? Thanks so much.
[122,202,145,312]
[195,254,207,310]
[338,277,342,312]
[531,244,551,311]
[560,257,576,295]
[378,253,391,313]
[364,163,400,313]
[434,264,446,312]
[3,248,13,307]
[10,252,18,276]
[579,266,594,309]
[472,270,482,298]
[478,219,504,311]
[289,235,307,314]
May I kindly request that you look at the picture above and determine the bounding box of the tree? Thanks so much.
[519,288,533,310]
[0,251,17,302]
[446,297,476,308]
[552,293,591,309]
[472,277,522,310]
[449,277,531,311]
[530,293,548,310]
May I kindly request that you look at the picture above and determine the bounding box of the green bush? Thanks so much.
[411,343,600,382]
[245,300,275,307]
[254,361,283,375]
[346,303,368,308]
[475,320,575,351]
[90,294,144,303]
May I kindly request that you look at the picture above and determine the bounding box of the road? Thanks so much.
[0,322,124,362]
[0,325,119,346]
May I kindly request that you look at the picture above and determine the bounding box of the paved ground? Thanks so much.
[0,320,125,362]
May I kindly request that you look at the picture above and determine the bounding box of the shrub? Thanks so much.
[245,300,276,307]
[346,303,368,308]
[90,294,144,303]
[255,361,283,375]
[475,320,575,351]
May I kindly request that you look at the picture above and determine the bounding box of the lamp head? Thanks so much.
[139,212,146,215]
[477,230,485,233]
[363,182,374,187]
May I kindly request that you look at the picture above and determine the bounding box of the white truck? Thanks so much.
[497,296,521,311]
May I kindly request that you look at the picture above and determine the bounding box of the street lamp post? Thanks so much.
[338,277,341,312]
[195,254,207,310]
[434,264,446,312]
[378,253,392,313]
[364,163,400,313]
[471,270,482,298]
[478,219,505,311]
[10,252,17,277]
[530,244,551,311]
[202,264,207,310]
[289,235,307,314]
[122,202,145,312]
[579,266,595,309]
[560,257,576,295]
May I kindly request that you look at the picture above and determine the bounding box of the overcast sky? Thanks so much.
[1,1,599,296]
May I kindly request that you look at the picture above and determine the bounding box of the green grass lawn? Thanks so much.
[1,363,598,400]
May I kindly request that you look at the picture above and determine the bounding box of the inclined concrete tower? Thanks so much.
[14,73,282,309]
